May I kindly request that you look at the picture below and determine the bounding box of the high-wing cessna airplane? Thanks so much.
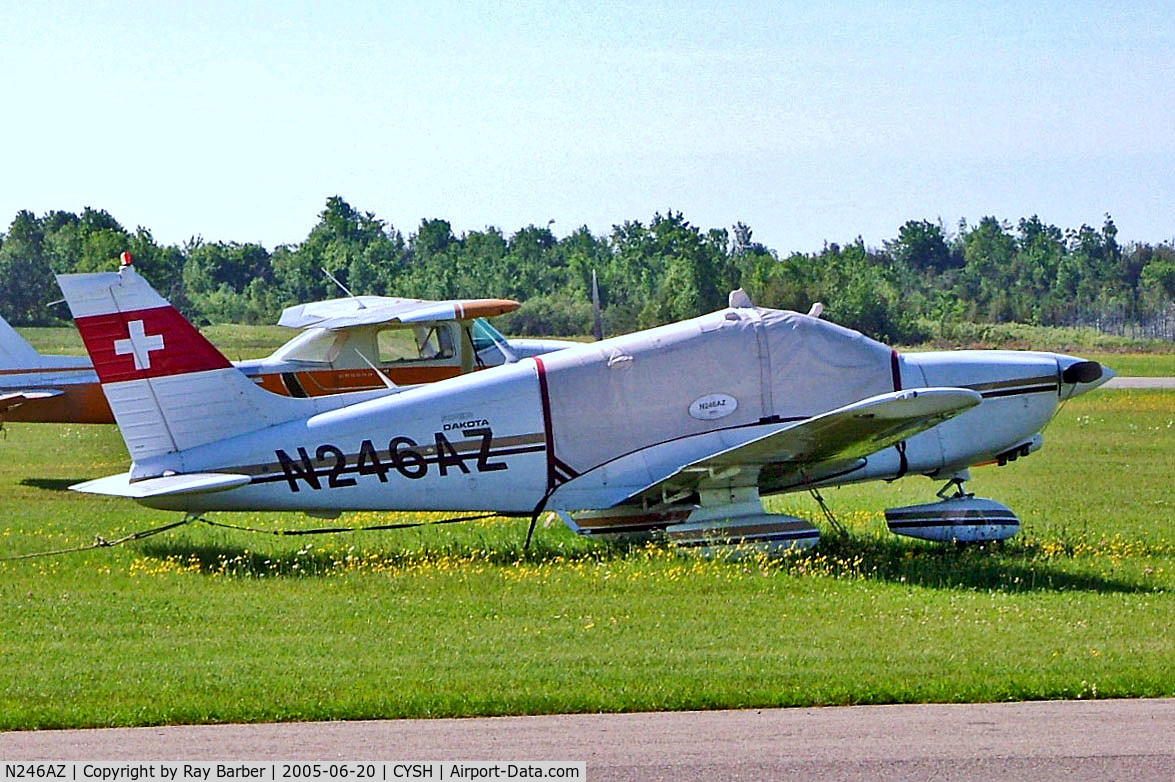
[57,266,1113,550]
[0,261,572,424]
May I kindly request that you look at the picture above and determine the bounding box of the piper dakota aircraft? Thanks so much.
[57,264,1113,550]
[0,255,571,424]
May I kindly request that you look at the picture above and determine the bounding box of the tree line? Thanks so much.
[1,196,1173,343]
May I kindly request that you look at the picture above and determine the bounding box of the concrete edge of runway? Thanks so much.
[1104,376,1175,388]
[2,698,1174,781]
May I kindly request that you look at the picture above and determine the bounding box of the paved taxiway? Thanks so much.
[4,699,1174,781]
[1104,376,1175,388]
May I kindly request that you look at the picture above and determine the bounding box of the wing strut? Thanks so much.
[808,488,846,536]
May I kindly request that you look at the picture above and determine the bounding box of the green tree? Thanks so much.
[183,241,273,323]
[886,219,954,272]
[1141,254,1175,301]
[957,217,1017,321]
[0,211,56,324]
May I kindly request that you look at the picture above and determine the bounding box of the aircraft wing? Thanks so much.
[0,389,63,414]
[627,387,982,501]
[278,296,520,330]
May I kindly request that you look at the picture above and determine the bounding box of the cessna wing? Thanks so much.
[277,296,521,330]
[270,294,577,377]
[625,387,983,504]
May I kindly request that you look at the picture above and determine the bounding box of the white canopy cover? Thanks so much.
[541,307,896,477]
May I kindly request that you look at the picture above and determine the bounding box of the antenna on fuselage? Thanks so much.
[322,268,366,309]
[728,288,754,308]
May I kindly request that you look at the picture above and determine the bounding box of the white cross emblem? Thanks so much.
[114,320,165,370]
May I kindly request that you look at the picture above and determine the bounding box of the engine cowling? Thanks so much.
[885,496,1020,542]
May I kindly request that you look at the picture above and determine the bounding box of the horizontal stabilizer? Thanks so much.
[70,471,251,498]
[0,389,63,413]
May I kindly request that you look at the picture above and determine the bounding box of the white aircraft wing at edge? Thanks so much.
[621,386,983,504]
[278,295,520,330]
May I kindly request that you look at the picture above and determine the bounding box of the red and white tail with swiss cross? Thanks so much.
[56,264,309,463]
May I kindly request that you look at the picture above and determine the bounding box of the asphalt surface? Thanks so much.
[4,699,1175,781]
[1104,376,1175,388]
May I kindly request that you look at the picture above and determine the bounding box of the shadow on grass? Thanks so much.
[19,477,85,492]
[814,530,1155,594]
[137,533,632,577]
[135,526,1159,594]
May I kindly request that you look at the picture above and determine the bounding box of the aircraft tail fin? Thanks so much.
[56,265,317,466]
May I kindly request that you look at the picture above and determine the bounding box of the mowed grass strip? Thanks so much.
[18,324,292,361]
[0,391,1172,729]
[1083,352,1175,377]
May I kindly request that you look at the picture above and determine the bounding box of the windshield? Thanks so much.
[471,318,507,353]
[271,328,345,364]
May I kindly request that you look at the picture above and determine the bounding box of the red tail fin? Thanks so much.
[75,307,231,384]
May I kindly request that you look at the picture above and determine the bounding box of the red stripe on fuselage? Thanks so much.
[533,357,559,492]
[74,307,231,384]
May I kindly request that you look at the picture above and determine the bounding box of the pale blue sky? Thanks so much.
[2,1,1172,252]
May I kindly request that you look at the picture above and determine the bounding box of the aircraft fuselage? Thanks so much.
[134,311,1108,516]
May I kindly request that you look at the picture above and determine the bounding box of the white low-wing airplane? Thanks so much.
[57,265,1113,550]
[0,261,573,424]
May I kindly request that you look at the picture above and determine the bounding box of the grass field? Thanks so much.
[1083,352,1175,377]
[19,324,293,361]
[1,388,1172,730]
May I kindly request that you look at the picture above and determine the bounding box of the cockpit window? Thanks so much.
[377,325,456,363]
[274,328,347,364]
